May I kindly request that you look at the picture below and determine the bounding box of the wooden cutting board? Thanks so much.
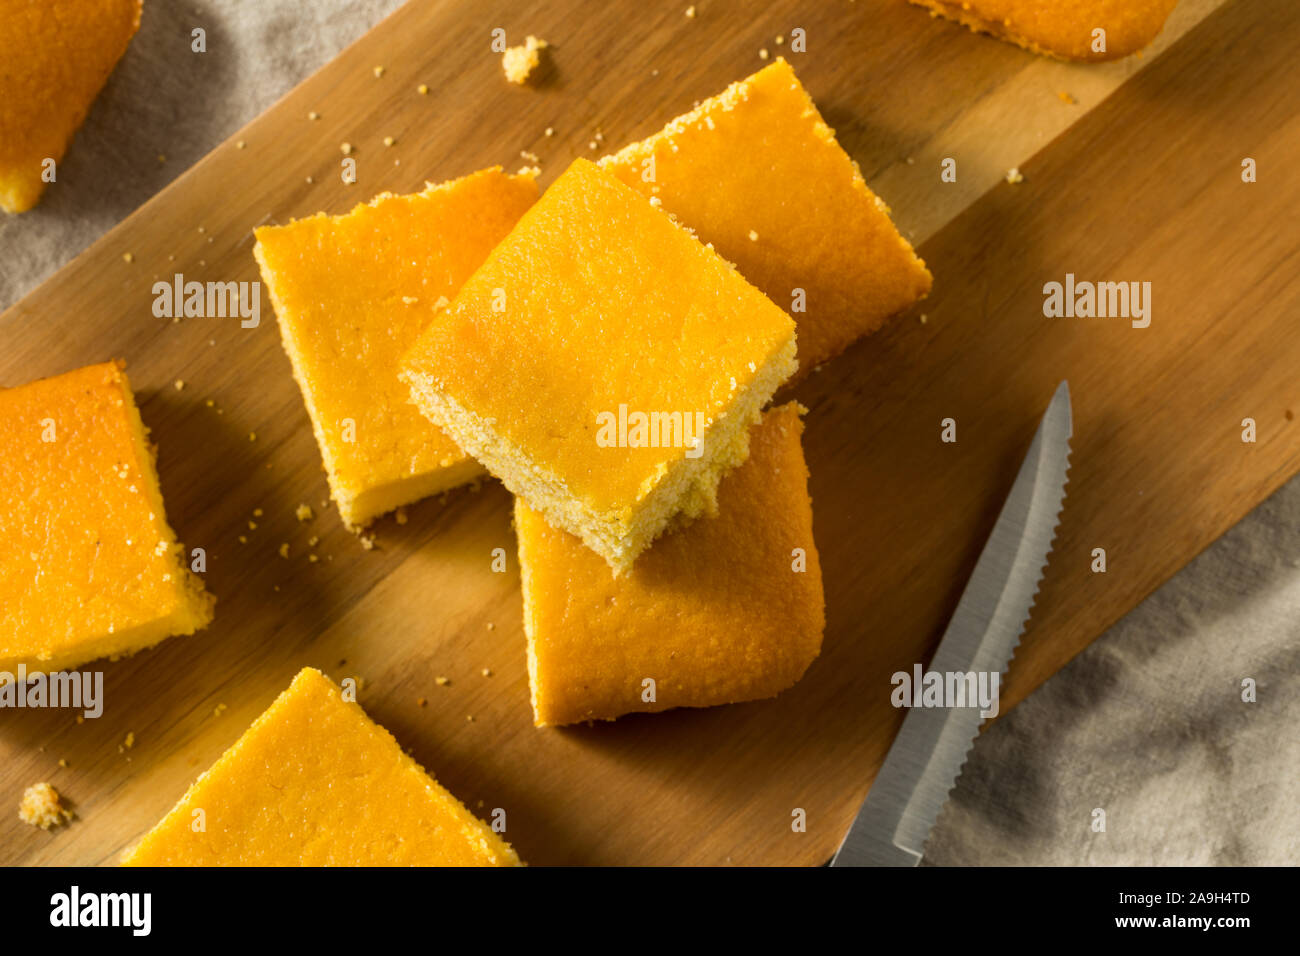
[4,0,1295,867]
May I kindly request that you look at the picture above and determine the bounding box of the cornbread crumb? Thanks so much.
[296,503,315,522]
[383,136,395,147]
[213,703,227,717]
[173,379,185,391]
[544,126,554,137]
[417,697,427,707]
[279,543,290,559]
[248,432,257,442]
[748,229,759,241]
[341,142,354,156]
[238,535,248,544]
[308,554,320,563]
[307,535,320,547]
[481,668,492,677]
[395,508,408,525]
[436,676,450,686]
[1006,167,1025,184]
[486,622,496,631]
[466,715,475,723]
[122,252,134,263]
[502,35,547,85]
[18,783,72,830]
[418,83,429,95]
[253,508,263,517]
[373,66,385,78]
[1058,91,1077,105]
[759,47,770,60]
[359,533,376,551]
[236,140,246,149]
[121,731,135,751]
[58,758,68,768]
[309,111,320,120]
[685,5,695,17]
[776,35,785,45]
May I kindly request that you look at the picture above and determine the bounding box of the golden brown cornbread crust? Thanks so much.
[403,159,798,575]
[517,402,824,726]
[254,167,538,529]
[601,58,931,377]
[908,0,1178,61]
[0,0,142,213]
[0,361,214,677]
[121,668,522,866]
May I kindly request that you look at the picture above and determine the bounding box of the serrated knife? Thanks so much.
[831,380,1073,866]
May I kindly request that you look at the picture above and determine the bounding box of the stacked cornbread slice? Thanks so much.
[600,58,932,376]
[254,167,538,529]
[402,158,798,574]
[517,403,823,726]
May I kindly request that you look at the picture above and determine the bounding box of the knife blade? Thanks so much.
[831,380,1073,867]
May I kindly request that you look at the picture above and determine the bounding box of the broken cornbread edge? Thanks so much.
[253,206,488,532]
[405,331,796,575]
[0,363,214,678]
[907,0,1177,61]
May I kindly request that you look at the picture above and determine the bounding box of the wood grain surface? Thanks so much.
[3,0,1292,866]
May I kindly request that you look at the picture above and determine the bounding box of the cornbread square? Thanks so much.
[908,0,1177,61]
[0,0,142,213]
[254,167,538,530]
[404,158,798,574]
[121,668,521,866]
[0,361,214,678]
[517,403,824,726]
[600,58,931,376]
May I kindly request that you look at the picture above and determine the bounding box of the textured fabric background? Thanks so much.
[1,0,1294,866]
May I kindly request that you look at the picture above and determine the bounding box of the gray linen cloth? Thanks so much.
[1,0,1294,866]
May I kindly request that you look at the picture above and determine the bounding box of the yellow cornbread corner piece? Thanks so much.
[19,782,73,829]
[908,0,1177,61]
[517,402,824,726]
[502,35,547,84]
[0,0,142,213]
[403,158,798,575]
[254,167,538,530]
[600,57,931,376]
[0,361,215,678]
[121,668,522,866]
